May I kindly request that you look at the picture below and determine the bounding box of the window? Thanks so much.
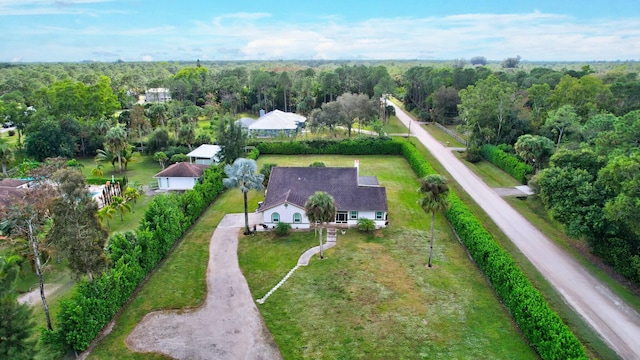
[272,213,280,223]
[376,211,383,220]
[350,211,358,220]
[336,211,348,223]
[293,213,302,223]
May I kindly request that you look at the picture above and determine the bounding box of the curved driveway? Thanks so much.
[389,102,640,359]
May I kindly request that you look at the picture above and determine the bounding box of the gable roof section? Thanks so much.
[154,162,208,178]
[236,117,256,128]
[186,144,221,159]
[261,167,387,212]
[248,110,305,131]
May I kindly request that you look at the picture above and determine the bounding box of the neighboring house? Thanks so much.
[153,162,208,190]
[248,110,306,138]
[187,144,221,165]
[145,88,172,103]
[259,160,388,229]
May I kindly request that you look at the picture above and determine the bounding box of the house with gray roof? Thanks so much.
[153,162,208,190]
[248,110,306,138]
[259,160,388,229]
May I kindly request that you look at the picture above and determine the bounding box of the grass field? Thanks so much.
[86,154,536,359]
[242,155,536,359]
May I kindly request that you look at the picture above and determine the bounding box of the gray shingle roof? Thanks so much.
[261,167,387,212]
[154,162,208,178]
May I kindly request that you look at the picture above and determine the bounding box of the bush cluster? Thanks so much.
[400,141,586,359]
[481,144,533,183]
[42,165,225,352]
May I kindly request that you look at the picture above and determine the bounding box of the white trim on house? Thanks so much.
[261,202,387,229]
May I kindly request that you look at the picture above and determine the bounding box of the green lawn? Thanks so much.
[421,123,466,148]
[87,154,536,359]
[76,153,161,188]
[244,155,536,359]
[454,155,522,188]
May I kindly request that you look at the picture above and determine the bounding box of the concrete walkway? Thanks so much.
[126,213,281,360]
[257,228,338,304]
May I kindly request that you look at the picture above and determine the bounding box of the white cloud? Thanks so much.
[3,9,640,61]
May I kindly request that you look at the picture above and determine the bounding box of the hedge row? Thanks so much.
[481,144,533,184]
[42,165,225,352]
[400,141,586,359]
[256,137,402,156]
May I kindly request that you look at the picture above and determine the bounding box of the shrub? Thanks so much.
[357,218,375,232]
[463,146,483,163]
[275,222,292,237]
[170,154,188,164]
[7,129,15,136]
[481,144,533,183]
[309,161,325,167]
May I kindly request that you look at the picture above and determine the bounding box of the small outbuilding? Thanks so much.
[186,144,222,166]
[153,162,208,191]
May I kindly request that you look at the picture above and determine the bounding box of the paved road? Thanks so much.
[389,102,640,359]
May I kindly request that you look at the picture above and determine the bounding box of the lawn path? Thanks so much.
[126,213,282,360]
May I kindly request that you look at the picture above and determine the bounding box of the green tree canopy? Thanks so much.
[223,158,264,234]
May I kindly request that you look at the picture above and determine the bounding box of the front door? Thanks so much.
[336,211,348,223]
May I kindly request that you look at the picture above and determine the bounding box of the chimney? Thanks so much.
[259,109,266,117]
[354,159,359,178]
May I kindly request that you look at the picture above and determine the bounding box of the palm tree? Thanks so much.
[109,196,131,222]
[222,158,264,234]
[104,126,128,173]
[418,174,450,267]
[123,187,141,213]
[0,140,15,175]
[91,164,104,178]
[304,191,336,259]
[97,204,116,229]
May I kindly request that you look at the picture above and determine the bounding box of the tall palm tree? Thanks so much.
[304,191,336,259]
[104,126,128,173]
[418,174,450,268]
[222,158,264,234]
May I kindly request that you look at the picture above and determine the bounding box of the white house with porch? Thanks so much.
[248,110,306,138]
[258,160,388,229]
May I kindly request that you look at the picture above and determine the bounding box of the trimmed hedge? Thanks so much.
[481,144,533,184]
[256,137,401,156]
[400,141,586,359]
[42,165,226,352]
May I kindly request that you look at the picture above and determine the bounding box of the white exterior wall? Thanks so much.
[194,158,213,165]
[262,205,387,229]
[157,177,198,190]
[262,204,311,229]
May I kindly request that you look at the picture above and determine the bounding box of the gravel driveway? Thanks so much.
[126,213,282,360]
[390,102,640,359]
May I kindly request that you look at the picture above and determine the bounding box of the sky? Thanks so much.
[0,0,639,63]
